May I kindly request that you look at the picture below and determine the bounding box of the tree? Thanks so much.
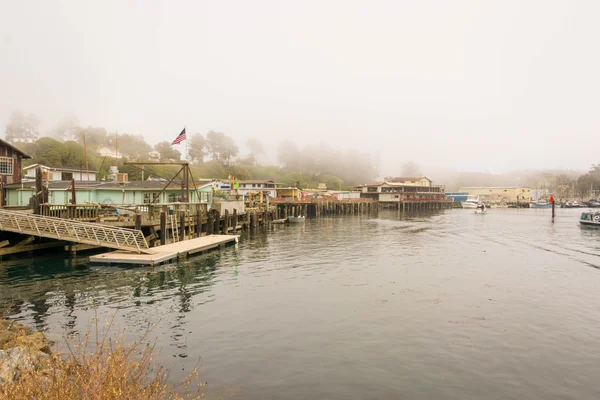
[246,138,264,166]
[276,140,300,169]
[50,116,80,141]
[73,126,108,150]
[221,135,238,166]
[5,111,41,142]
[116,134,152,159]
[188,133,206,164]
[205,131,238,165]
[154,141,181,161]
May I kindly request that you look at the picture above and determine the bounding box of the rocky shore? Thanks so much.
[0,319,52,383]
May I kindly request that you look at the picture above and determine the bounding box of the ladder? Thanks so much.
[170,213,179,242]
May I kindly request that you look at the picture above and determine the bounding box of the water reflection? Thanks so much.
[2,210,600,400]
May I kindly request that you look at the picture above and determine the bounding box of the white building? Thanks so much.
[23,164,97,182]
[386,176,432,187]
[97,146,122,159]
[148,150,161,161]
[237,180,284,198]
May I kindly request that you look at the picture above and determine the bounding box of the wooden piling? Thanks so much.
[135,213,142,231]
[160,211,167,245]
[224,209,230,233]
[179,212,186,241]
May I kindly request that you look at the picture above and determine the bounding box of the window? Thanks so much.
[168,193,180,202]
[143,192,161,203]
[61,172,73,181]
[0,157,14,176]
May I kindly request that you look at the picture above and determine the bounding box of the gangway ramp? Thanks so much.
[0,209,150,253]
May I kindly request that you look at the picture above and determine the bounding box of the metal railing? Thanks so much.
[0,209,150,253]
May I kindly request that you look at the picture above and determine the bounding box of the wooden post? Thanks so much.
[160,211,166,245]
[135,213,142,231]
[214,210,221,234]
[207,211,214,234]
[224,209,230,233]
[233,209,238,230]
[196,213,202,237]
[180,212,186,241]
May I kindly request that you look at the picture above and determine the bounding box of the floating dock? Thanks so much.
[89,234,239,266]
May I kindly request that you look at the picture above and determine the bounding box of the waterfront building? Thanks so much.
[458,186,531,203]
[23,164,97,182]
[355,177,446,205]
[237,180,284,198]
[3,180,214,207]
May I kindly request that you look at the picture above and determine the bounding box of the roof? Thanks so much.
[23,163,96,173]
[0,138,32,159]
[238,180,285,186]
[458,186,530,189]
[387,176,431,182]
[4,180,211,191]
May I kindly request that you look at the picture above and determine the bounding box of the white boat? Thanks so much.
[474,209,487,214]
[530,199,551,208]
[287,216,306,223]
[462,195,480,209]
[580,211,600,226]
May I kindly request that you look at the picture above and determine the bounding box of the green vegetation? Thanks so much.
[5,112,377,189]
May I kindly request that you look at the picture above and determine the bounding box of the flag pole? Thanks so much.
[185,125,188,162]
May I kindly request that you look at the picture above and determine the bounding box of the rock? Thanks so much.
[0,347,35,383]
[0,320,32,335]
[0,330,15,348]
[14,332,52,355]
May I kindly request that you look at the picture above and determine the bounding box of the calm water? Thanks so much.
[2,208,600,399]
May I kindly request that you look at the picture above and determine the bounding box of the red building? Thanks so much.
[0,138,31,206]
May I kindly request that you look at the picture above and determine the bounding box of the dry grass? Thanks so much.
[0,311,205,400]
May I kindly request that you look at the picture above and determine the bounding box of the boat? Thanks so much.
[462,195,480,209]
[587,199,600,208]
[474,209,487,214]
[287,216,306,223]
[563,200,582,208]
[530,199,551,208]
[580,211,600,226]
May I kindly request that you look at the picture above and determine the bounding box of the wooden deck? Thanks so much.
[89,235,239,266]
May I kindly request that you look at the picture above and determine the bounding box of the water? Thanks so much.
[2,208,600,399]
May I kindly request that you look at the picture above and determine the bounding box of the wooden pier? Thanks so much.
[89,234,239,266]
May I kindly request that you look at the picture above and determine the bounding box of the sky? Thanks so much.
[1,0,599,176]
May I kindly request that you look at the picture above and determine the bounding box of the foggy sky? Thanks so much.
[1,0,599,176]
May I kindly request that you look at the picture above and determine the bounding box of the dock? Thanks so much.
[89,234,239,266]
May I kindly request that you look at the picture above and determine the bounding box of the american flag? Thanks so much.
[171,127,186,145]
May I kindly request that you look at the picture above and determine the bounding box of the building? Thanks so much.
[3,180,214,207]
[0,138,31,185]
[458,187,531,203]
[355,177,446,205]
[237,180,285,198]
[277,187,300,199]
[97,146,122,159]
[148,150,161,161]
[445,192,469,203]
[386,176,432,187]
[23,164,97,182]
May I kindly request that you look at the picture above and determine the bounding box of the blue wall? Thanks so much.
[445,192,468,202]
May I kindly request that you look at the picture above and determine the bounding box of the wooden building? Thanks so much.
[0,139,31,206]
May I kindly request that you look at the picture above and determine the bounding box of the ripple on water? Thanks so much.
[2,209,600,399]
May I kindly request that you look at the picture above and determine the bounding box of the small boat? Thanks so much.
[580,211,600,226]
[474,209,487,214]
[287,216,306,223]
[587,199,600,208]
[530,199,551,208]
[462,195,480,209]
[563,200,582,208]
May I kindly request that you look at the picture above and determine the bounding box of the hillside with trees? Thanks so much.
[4,112,378,188]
